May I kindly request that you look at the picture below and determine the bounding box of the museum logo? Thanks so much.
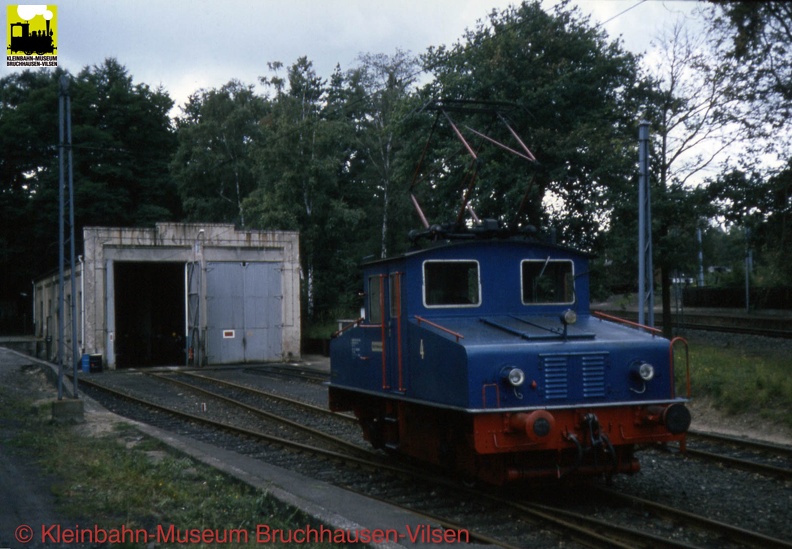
[6,4,57,67]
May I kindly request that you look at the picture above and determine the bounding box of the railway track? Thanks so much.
[76,373,370,460]
[132,373,708,546]
[150,371,361,451]
[179,373,792,546]
[595,309,792,339]
[585,485,792,549]
[677,429,792,480]
[178,369,351,420]
[239,363,330,383]
[154,372,792,546]
[74,368,792,548]
[75,373,560,547]
[678,323,792,338]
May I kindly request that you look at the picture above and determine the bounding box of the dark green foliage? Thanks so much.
[699,1,792,292]
[421,0,644,251]
[708,1,791,124]
[706,162,792,286]
[69,59,180,228]
[0,60,178,331]
[0,71,60,327]
[245,57,367,320]
[171,80,266,226]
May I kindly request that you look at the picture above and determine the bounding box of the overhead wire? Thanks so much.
[595,0,650,29]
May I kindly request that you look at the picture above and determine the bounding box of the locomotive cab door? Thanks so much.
[367,271,406,394]
[387,272,406,393]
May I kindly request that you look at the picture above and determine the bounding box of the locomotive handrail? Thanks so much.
[592,310,662,336]
[331,317,364,338]
[670,336,691,399]
[414,316,465,342]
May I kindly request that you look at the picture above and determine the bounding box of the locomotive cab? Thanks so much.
[329,237,691,484]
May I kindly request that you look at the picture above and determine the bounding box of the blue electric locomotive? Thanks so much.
[329,100,691,484]
[329,233,691,483]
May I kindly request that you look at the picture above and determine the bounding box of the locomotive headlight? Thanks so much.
[561,309,577,325]
[509,368,526,386]
[632,362,655,381]
[501,366,526,387]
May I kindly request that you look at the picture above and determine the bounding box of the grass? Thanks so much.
[1,390,347,548]
[679,338,792,430]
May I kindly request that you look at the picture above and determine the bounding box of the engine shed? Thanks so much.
[34,223,300,369]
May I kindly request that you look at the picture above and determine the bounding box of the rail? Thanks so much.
[592,310,662,335]
[594,308,792,339]
[414,316,465,342]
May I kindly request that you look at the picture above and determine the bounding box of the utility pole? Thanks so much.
[745,228,752,312]
[697,224,705,287]
[58,74,79,399]
[637,121,654,328]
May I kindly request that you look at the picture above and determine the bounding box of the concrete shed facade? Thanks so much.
[34,223,300,369]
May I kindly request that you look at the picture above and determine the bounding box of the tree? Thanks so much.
[246,57,365,319]
[420,0,644,251]
[0,60,179,331]
[347,50,421,258]
[0,69,59,331]
[65,59,180,227]
[639,21,750,335]
[171,80,266,226]
[707,162,792,286]
[706,1,791,154]
[646,22,749,189]
[701,1,792,291]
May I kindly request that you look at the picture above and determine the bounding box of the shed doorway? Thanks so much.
[114,262,185,367]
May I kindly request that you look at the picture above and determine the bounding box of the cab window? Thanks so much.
[423,260,480,307]
[368,275,383,323]
[522,259,574,304]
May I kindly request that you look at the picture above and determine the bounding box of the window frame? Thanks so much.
[422,259,482,309]
[367,274,384,324]
[520,258,576,306]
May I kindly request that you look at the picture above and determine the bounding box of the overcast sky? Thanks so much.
[4,0,700,113]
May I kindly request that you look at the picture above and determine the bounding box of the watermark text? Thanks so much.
[12,522,470,545]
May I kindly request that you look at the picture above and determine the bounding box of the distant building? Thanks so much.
[34,223,300,369]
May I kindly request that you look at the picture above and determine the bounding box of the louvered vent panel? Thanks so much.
[582,354,607,398]
[542,355,569,400]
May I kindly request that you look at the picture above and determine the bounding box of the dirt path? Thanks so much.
[0,348,91,549]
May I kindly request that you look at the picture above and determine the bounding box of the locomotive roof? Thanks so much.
[361,236,590,268]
